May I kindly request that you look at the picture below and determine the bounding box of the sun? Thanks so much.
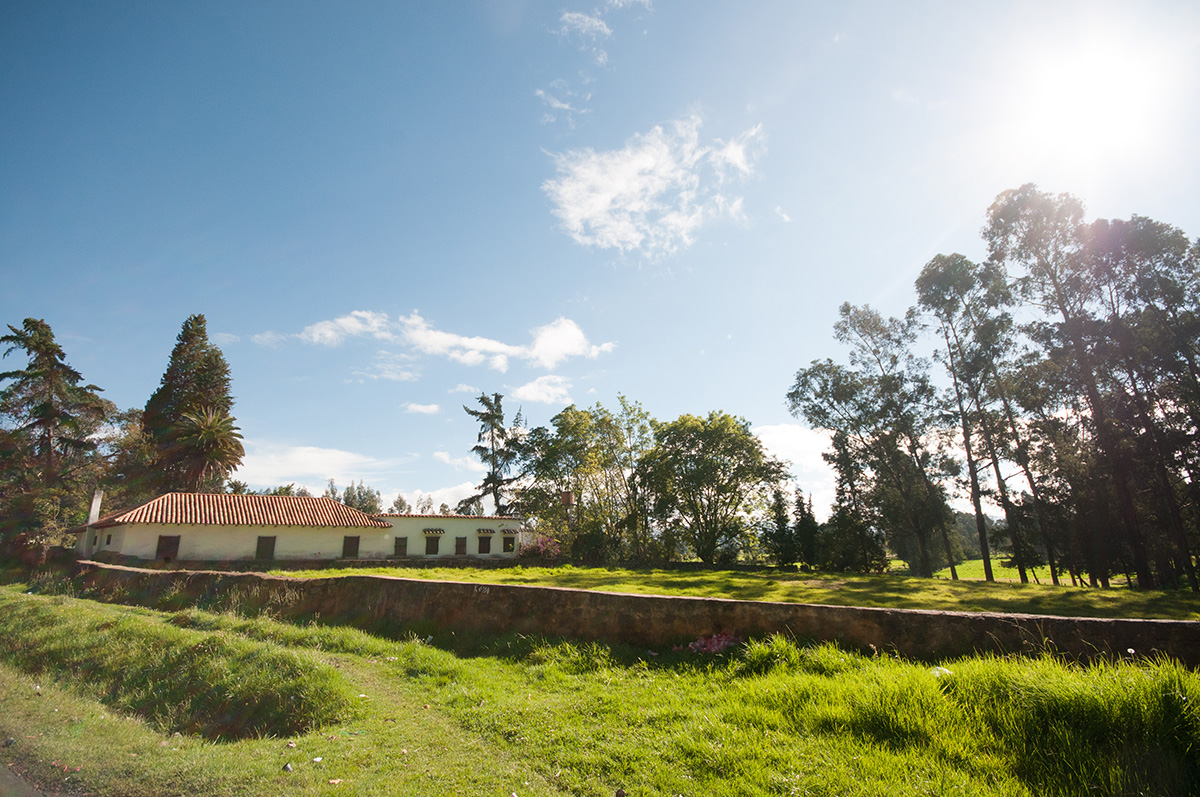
[993,18,1185,181]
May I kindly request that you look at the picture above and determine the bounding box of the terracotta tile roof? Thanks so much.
[374,513,516,520]
[92,493,391,529]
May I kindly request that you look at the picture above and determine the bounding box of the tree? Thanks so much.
[1,319,110,491]
[787,305,957,577]
[514,396,658,562]
[326,479,381,514]
[172,407,244,493]
[143,315,237,493]
[984,185,1157,587]
[389,492,411,514]
[816,430,889,573]
[257,483,313,497]
[637,411,785,564]
[0,319,112,547]
[793,489,820,568]
[760,487,798,566]
[459,393,523,515]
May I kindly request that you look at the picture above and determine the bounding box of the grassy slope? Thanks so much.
[267,563,1200,620]
[2,585,1198,796]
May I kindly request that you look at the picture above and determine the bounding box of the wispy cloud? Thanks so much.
[252,331,288,348]
[536,81,593,126]
[512,375,573,404]
[355,350,418,382]
[298,310,394,346]
[538,1,650,124]
[433,451,488,472]
[560,11,611,39]
[211,332,240,345]
[450,383,480,394]
[543,114,764,259]
[255,312,614,375]
[404,403,440,414]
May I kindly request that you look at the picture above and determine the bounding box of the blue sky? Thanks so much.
[3,1,1199,515]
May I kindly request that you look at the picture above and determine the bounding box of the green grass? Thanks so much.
[1,584,1197,796]
[266,562,1200,620]
[933,558,1057,583]
[0,589,360,740]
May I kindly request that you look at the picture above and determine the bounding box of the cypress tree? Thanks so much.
[143,315,237,493]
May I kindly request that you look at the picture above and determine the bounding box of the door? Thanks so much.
[155,535,180,562]
[342,535,360,558]
[394,537,407,557]
[256,536,276,560]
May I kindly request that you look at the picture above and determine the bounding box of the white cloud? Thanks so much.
[450,383,480,394]
[434,451,488,473]
[211,332,240,345]
[396,312,613,373]
[543,115,764,259]
[754,423,835,521]
[232,440,414,495]
[512,375,573,404]
[299,310,394,346]
[255,312,613,375]
[252,331,288,348]
[775,206,791,223]
[527,317,615,369]
[404,402,440,414]
[710,124,763,182]
[560,11,611,39]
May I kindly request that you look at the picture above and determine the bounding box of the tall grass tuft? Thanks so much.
[0,590,361,740]
[944,654,1200,796]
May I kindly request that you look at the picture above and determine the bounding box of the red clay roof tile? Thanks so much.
[93,493,391,529]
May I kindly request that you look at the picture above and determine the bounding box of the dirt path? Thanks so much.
[0,763,49,797]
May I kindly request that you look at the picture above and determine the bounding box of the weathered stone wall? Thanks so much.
[70,561,1200,666]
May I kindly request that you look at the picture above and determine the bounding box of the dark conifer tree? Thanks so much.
[143,315,237,493]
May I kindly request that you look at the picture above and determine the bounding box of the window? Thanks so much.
[425,536,439,556]
[503,536,515,553]
[256,536,276,560]
[455,536,467,555]
[342,535,360,558]
[105,534,111,546]
[394,537,407,557]
[155,535,180,562]
[478,537,491,555]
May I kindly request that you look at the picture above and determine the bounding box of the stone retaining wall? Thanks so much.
[71,561,1200,666]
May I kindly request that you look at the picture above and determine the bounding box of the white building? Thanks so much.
[74,493,521,562]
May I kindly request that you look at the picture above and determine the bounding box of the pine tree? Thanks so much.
[143,315,237,493]
[0,318,111,545]
[794,489,820,568]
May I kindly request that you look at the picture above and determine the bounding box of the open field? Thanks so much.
[267,563,1200,621]
[1,584,1198,797]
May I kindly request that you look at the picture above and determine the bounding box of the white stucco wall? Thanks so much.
[91,515,521,561]
[376,515,521,560]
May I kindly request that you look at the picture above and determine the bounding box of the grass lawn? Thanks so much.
[1,584,1197,797]
[266,562,1200,621]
